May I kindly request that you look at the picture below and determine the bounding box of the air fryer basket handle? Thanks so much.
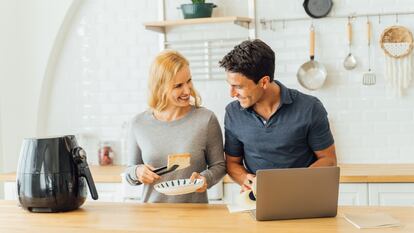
[73,147,99,200]
[81,165,99,200]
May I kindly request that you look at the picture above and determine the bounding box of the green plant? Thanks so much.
[191,0,205,3]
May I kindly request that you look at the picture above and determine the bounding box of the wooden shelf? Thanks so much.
[143,16,252,33]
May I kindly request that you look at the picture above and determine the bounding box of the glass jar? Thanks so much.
[98,141,114,166]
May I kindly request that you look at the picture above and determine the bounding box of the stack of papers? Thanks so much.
[344,212,401,229]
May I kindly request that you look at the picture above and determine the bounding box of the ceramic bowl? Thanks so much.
[154,178,204,195]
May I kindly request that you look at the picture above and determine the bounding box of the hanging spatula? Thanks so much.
[363,18,376,85]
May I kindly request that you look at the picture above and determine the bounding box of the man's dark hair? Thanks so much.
[219,39,275,83]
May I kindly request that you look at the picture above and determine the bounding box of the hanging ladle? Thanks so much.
[343,17,357,70]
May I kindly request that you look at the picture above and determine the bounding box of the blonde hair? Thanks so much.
[148,50,201,111]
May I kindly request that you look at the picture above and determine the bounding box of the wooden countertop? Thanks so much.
[2,164,414,183]
[0,200,413,233]
[224,164,414,183]
[0,165,125,183]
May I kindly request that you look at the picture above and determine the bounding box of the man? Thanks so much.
[219,39,336,191]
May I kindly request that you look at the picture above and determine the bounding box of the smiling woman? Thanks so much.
[124,50,226,203]
[147,50,201,120]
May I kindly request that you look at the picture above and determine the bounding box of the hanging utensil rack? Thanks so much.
[260,11,414,30]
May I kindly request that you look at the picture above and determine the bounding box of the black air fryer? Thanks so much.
[17,135,98,212]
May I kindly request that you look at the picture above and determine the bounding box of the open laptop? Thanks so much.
[251,166,340,221]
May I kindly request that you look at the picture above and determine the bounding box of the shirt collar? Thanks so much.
[276,80,294,105]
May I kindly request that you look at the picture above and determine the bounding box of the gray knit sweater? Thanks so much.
[125,107,226,203]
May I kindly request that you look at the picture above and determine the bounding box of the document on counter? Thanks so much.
[344,212,401,229]
[227,190,256,213]
[227,204,256,213]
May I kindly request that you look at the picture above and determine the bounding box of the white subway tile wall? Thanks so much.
[47,0,414,165]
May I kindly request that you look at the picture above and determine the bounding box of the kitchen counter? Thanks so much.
[0,200,413,233]
[2,164,414,183]
[226,164,414,183]
[0,165,125,183]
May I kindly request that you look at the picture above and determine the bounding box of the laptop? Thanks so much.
[251,166,340,221]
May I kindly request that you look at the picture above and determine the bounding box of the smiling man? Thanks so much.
[219,39,337,191]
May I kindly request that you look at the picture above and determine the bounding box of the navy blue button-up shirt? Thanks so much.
[224,80,334,174]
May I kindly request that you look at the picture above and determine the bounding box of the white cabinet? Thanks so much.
[338,183,368,206]
[369,183,414,206]
[223,183,369,206]
[207,181,224,201]
[4,182,17,200]
[223,183,240,204]
[120,182,224,203]
[90,183,123,202]
[6,181,414,206]
[3,181,124,202]
[4,181,223,203]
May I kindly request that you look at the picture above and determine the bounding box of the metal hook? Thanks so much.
[348,13,356,23]
[396,13,399,24]
[378,14,381,24]
[270,20,275,31]
[282,19,286,30]
[260,19,267,30]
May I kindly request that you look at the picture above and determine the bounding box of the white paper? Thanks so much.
[226,190,257,213]
[344,212,401,229]
[226,204,256,213]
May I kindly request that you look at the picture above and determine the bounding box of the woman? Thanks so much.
[125,50,226,203]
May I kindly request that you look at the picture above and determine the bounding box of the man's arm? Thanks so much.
[310,144,337,167]
[226,153,254,188]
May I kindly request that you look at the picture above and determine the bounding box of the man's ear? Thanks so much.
[260,76,271,88]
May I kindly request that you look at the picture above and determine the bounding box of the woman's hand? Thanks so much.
[135,164,160,184]
[189,172,208,193]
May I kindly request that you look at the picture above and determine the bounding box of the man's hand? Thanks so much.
[190,172,208,192]
[135,164,160,184]
[241,173,256,192]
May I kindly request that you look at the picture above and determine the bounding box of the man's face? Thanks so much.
[226,72,265,109]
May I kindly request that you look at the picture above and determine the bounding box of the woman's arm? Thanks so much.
[124,120,144,185]
[200,113,226,189]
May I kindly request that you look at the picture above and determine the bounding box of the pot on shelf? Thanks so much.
[179,3,217,19]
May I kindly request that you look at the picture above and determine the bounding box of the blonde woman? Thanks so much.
[125,50,226,203]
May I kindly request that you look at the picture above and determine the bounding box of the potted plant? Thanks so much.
[179,0,217,19]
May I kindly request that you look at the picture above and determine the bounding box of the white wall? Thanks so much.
[44,0,160,165]
[44,0,246,165]
[2,0,414,171]
[0,0,73,173]
[45,0,414,165]
[256,0,414,163]
[0,0,18,175]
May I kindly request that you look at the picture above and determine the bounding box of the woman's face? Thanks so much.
[167,65,193,108]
